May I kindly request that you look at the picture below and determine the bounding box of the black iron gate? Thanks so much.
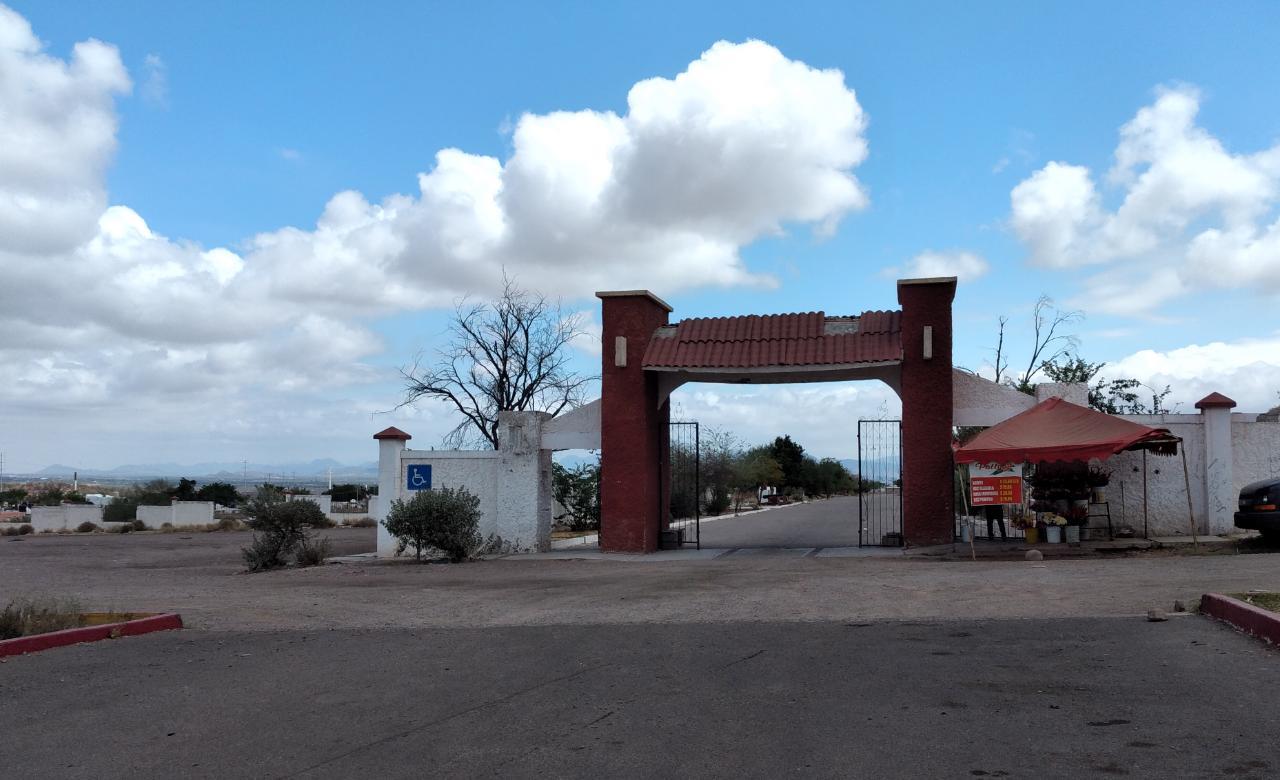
[858,419,903,547]
[665,421,700,549]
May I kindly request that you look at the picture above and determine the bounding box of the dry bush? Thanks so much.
[75,521,99,533]
[0,596,83,640]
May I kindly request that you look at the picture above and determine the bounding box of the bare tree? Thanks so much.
[991,316,1009,384]
[399,278,594,449]
[1011,295,1083,393]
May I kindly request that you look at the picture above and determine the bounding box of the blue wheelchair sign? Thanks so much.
[406,464,432,491]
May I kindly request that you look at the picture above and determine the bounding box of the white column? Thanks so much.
[496,411,553,552]
[1197,395,1237,535]
[374,428,410,557]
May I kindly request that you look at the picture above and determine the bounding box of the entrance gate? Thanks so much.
[664,421,700,549]
[858,419,903,547]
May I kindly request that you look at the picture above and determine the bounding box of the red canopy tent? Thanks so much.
[955,397,1178,465]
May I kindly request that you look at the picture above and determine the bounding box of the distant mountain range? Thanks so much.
[30,458,378,480]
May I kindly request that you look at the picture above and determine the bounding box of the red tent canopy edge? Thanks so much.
[955,396,1179,465]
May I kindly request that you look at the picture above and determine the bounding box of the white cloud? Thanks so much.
[0,4,130,255]
[887,250,990,282]
[0,7,873,464]
[279,147,301,161]
[1010,86,1280,314]
[673,382,901,459]
[141,53,166,106]
[1103,334,1280,413]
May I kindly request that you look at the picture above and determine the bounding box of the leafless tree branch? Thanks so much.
[397,275,595,449]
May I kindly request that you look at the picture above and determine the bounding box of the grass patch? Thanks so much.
[0,596,84,640]
[1229,592,1280,613]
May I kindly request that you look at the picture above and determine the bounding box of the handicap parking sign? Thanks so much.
[406,464,432,491]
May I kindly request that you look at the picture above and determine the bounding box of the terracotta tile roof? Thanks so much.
[642,310,902,370]
[373,426,413,440]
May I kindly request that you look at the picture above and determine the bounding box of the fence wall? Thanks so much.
[374,412,553,557]
[28,505,102,531]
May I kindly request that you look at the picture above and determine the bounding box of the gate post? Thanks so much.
[897,277,957,547]
[597,290,672,552]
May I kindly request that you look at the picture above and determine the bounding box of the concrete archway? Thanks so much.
[595,277,957,552]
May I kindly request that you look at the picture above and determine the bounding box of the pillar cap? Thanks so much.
[1194,392,1237,410]
[896,276,958,287]
[373,426,412,440]
[595,290,673,312]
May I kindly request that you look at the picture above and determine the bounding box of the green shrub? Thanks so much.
[75,521,99,533]
[103,497,139,524]
[0,596,83,640]
[383,487,482,562]
[242,491,327,571]
[294,536,332,567]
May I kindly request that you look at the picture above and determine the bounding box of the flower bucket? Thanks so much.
[1091,487,1106,504]
[1046,526,1062,544]
[961,523,972,543]
[1065,526,1081,544]
[1025,527,1039,544]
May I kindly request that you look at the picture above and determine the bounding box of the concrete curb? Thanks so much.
[0,613,183,658]
[1200,593,1280,646]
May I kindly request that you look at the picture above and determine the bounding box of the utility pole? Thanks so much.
[243,460,248,489]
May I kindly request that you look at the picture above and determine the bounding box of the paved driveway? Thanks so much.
[3,617,1277,778]
[698,495,896,549]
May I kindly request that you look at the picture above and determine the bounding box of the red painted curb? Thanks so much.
[1201,593,1280,646]
[0,613,183,658]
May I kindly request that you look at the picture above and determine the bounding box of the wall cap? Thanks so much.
[373,426,413,440]
[896,276,958,287]
[1195,392,1237,410]
[595,290,673,312]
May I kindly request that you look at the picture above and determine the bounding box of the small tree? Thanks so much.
[552,462,600,531]
[242,490,327,571]
[383,487,483,562]
[195,481,240,507]
[732,450,783,512]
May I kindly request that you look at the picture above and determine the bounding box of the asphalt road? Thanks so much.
[2,616,1277,778]
[698,494,898,548]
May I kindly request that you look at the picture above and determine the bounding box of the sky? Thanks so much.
[3,1,1280,472]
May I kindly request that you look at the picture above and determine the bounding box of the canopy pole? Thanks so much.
[1142,450,1149,540]
[956,464,975,561]
[1181,445,1199,549]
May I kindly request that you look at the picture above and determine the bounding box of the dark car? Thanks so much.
[1236,478,1280,540]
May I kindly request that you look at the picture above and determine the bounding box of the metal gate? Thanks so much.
[858,419,903,547]
[665,421,700,549]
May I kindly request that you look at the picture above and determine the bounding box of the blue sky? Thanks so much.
[3,1,1280,470]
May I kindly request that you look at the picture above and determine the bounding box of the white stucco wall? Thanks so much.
[1233,417,1280,492]
[136,505,171,527]
[28,504,103,531]
[1108,417,1206,536]
[136,501,215,528]
[375,411,553,557]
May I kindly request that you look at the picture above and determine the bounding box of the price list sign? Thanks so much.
[969,463,1023,506]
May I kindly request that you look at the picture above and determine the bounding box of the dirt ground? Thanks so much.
[4,528,1280,630]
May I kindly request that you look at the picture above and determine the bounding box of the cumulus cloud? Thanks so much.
[0,5,130,255]
[886,250,989,282]
[1010,86,1280,314]
[0,5,873,464]
[1103,334,1280,413]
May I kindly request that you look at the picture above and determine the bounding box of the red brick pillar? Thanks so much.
[596,290,672,552]
[897,277,957,547]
